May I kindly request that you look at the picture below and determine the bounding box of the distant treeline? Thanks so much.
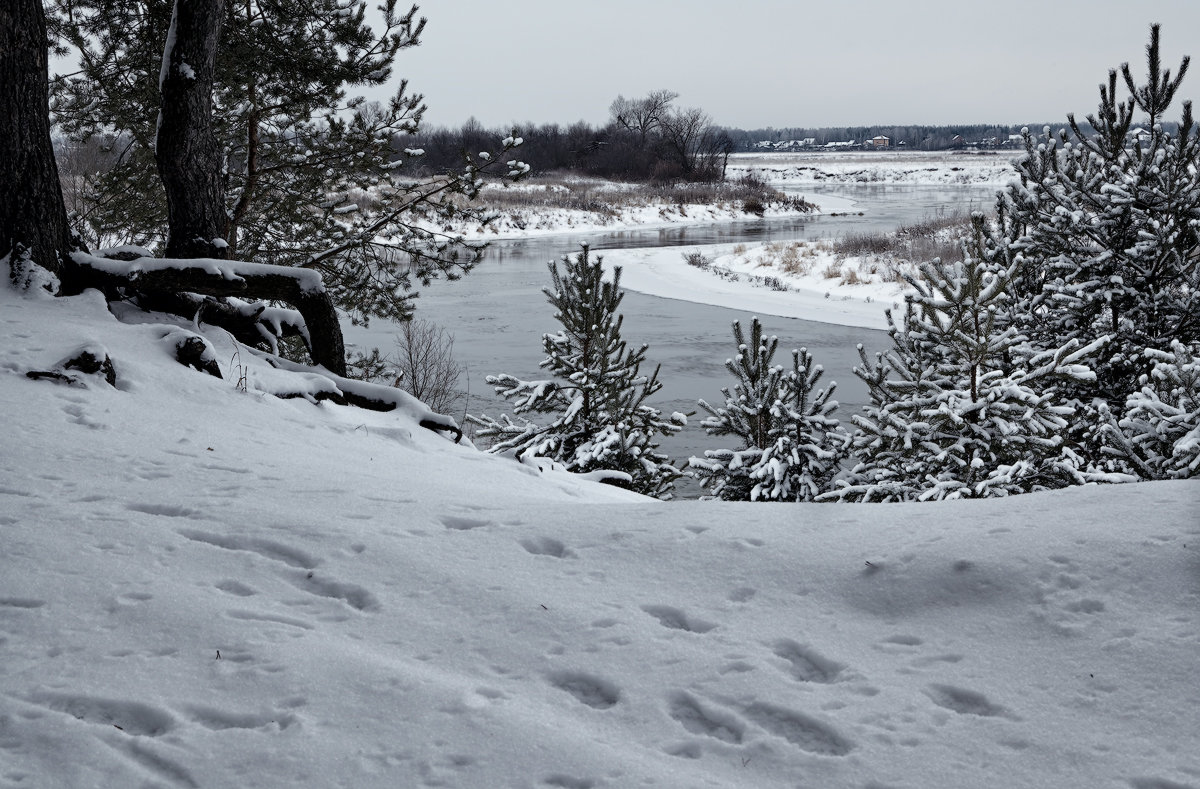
[401,120,1021,178]
[728,125,1048,150]
[401,90,1176,179]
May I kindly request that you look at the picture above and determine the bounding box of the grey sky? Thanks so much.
[387,0,1200,130]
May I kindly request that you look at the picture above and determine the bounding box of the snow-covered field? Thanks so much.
[3,259,1199,787]
[728,150,1023,187]
[454,179,844,241]
[461,150,1012,241]
[600,239,908,331]
[476,151,1017,327]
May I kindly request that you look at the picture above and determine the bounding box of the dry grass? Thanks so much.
[831,210,974,284]
[462,173,815,217]
[755,240,824,276]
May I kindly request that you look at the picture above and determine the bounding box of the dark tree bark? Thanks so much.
[0,0,75,282]
[156,0,227,259]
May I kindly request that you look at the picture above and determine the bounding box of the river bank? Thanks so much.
[426,151,1012,329]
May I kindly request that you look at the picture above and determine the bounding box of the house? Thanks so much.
[869,135,890,148]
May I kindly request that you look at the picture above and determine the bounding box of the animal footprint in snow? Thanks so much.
[182,704,298,731]
[519,537,575,559]
[178,529,318,569]
[441,515,493,531]
[666,692,744,744]
[641,605,717,634]
[547,671,620,710]
[727,587,757,603]
[128,502,205,519]
[286,571,379,612]
[543,775,597,789]
[771,639,844,683]
[0,598,46,609]
[925,684,1015,719]
[742,702,854,755]
[28,692,177,737]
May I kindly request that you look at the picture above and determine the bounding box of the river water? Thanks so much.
[346,183,997,496]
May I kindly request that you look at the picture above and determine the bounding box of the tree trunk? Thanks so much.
[0,0,75,282]
[156,0,227,259]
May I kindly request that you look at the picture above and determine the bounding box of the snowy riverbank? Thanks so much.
[449,179,852,241]
[600,239,909,331]
[2,278,1198,788]
[448,151,1016,328]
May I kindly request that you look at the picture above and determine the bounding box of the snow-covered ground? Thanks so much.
[600,239,909,331]
[537,151,1021,327]
[461,149,1012,241]
[453,181,850,242]
[3,263,1199,788]
[728,150,1023,187]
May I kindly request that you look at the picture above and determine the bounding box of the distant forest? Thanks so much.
[727,124,1046,149]
[402,88,1177,181]
[402,118,1142,179]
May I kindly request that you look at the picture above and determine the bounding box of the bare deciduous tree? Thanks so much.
[659,106,714,177]
[609,89,678,144]
[393,318,464,415]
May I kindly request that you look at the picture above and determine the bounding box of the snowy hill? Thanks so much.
[1,282,1198,788]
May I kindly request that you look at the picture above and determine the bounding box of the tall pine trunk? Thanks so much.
[0,0,75,283]
[156,0,227,259]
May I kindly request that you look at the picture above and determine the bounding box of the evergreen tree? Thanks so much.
[2,0,78,290]
[824,217,1109,502]
[996,25,1200,462]
[155,0,226,260]
[690,318,848,501]
[469,246,686,499]
[1101,341,1200,479]
[50,0,526,323]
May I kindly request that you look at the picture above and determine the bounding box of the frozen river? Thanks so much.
[347,182,998,495]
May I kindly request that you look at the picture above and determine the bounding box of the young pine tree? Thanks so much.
[996,25,1200,463]
[469,246,686,498]
[690,318,848,501]
[1101,341,1200,479]
[824,217,1112,502]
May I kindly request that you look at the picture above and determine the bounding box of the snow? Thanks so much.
[454,193,855,242]
[3,264,1199,787]
[727,151,1023,187]
[73,250,328,294]
[599,241,908,331]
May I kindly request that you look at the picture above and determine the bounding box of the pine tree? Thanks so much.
[996,25,1200,462]
[468,246,686,499]
[690,318,848,501]
[49,0,526,323]
[2,0,77,289]
[824,217,1109,502]
[1102,341,1200,479]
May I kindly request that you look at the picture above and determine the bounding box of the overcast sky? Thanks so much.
[386,0,1200,131]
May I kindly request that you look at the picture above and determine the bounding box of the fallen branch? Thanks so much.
[67,251,346,375]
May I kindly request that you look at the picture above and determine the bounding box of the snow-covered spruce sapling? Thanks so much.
[468,246,686,499]
[1102,341,1200,479]
[993,24,1200,463]
[690,317,848,501]
[822,216,1110,502]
